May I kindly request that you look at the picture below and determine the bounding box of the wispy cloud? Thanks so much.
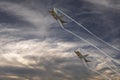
[0,36,93,80]
[0,0,120,80]
[85,0,120,9]
[0,35,119,79]
[0,1,55,38]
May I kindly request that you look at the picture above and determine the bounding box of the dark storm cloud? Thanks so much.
[53,0,120,42]
[0,0,119,43]
[81,0,120,39]
[0,0,120,80]
[0,1,55,40]
[0,10,27,25]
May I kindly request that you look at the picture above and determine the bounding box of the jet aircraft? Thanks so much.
[74,50,91,64]
[49,8,66,28]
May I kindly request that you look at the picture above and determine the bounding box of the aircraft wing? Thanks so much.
[85,59,91,62]
[84,54,89,57]
[61,20,67,24]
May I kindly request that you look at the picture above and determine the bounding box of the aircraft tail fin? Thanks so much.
[53,8,58,14]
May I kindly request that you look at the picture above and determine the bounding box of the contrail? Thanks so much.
[95,57,120,76]
[59,25,115,80]
[83,60,111,80]
[106,63,120,76]
[76,55,111,80]
[78,50,120,75]
[54,8,120,65]
[61,24,120,73]
[89,68,111,80]
[66,28,120,77]
[54,8,120,78]
[55,8,120,53]
[63,28,120,66]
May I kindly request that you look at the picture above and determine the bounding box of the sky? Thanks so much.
[0,0,120,80]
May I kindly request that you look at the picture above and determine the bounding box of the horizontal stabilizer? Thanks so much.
[61,20,67,23]
[59,15,64,18]
[85,59,91,62]
[84,54,89,57]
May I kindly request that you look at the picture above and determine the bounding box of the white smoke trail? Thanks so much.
[63,28,120,65]
[95,57,120,76]
[89,68,111,80]
[54,8,120,65]
[66,28,120,78]
[58,20,120,71]
[77,49,120,75]
[61,25,116,80]
[55,8,120,52]
[53,8,120,79]
[83,60,111,80]
[106,63,120,76]
[76,55,111,80]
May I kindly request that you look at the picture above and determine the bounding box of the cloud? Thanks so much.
[0,35,119,79]
[0,1,55,38]
[0,2,52,26]
[0,36,94,80]
[85,0,120,9]
[0,0,120,80]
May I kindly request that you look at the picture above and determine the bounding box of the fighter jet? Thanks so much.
[49,8,66,28]
[74,50,91,64]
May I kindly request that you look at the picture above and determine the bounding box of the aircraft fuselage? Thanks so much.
[49,9,65,24]
[74,51,90,63]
